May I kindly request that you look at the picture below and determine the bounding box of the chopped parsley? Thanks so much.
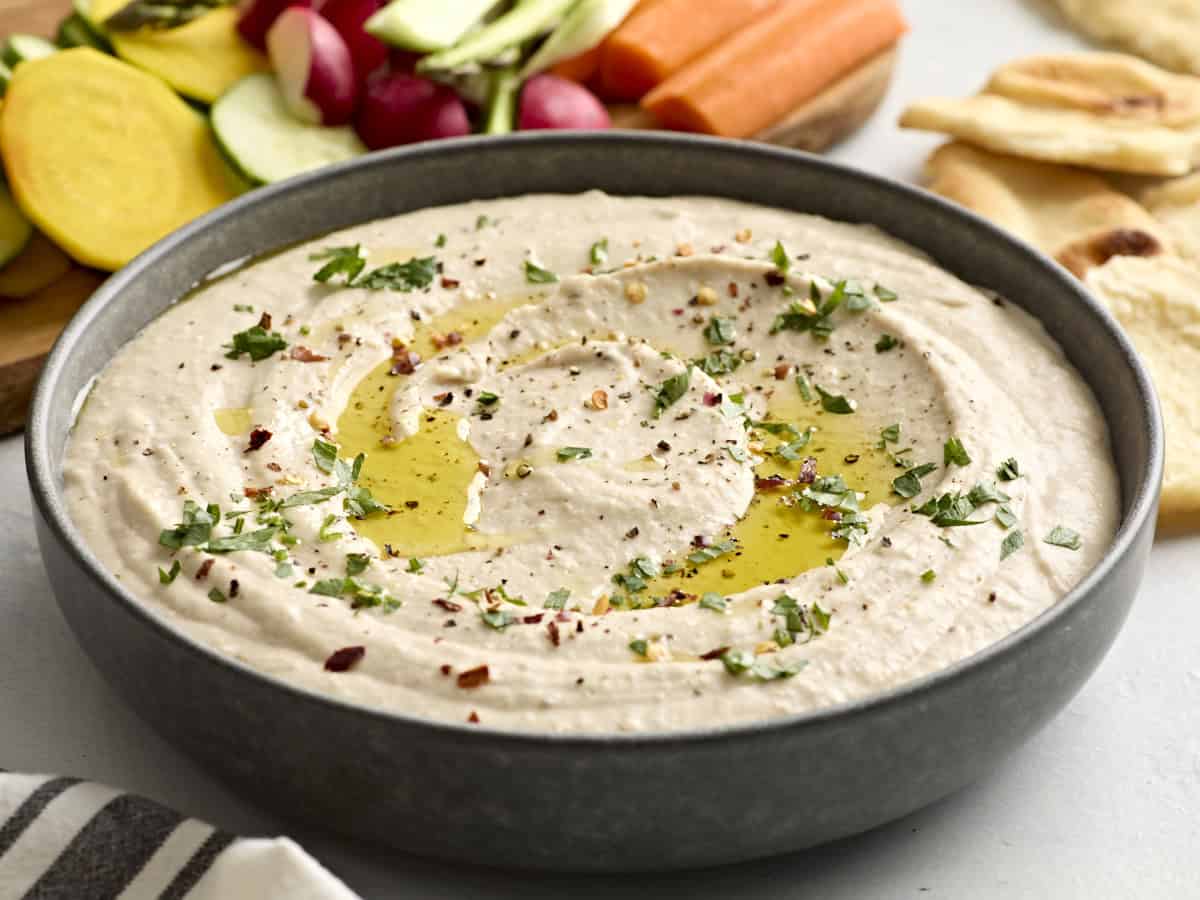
[967,480,1009,506]
[771,594,832,643]
[1044,526,1082,550]
[208,587,226,603]
[843,281,874,312]
[557,446,592,462]
[921,569,937,583]
[769,280,844,339]
[892,462,938,499]
[158,560,181,585]
[356,256,437,291]
[815,384,856,414]
[826,558,849,584]
[880,423,901,444]
[475,214,493,230]
[589,238,608,266]
[997,457,1021,481]
[523,260,558,284]
[159,500,218,549]
[545,588,570,610]
[1001,529,1025,560]
[693,348,742,376]
[224,324,287,362]
[346,553,370,576]
[311,245,366,284]
[474,391,500,416]
[699,592,728,613]
[703,316,736,346]
[775,428,815,460]
[770,240,791,273]
[206,526,279,554]
[435,233,447,248]
[943,436,971,467]
[995,504,1017,529]
[311,576,399,611]
[233,303,254,313]
[407,557,425,574]
[687,539,736,565]
[652,369,691,418]
[795,374,813,402]
[481,609,517,630]
[628,639,649,657]
[875,333,899,353]
[719,648,807,681]
[875,284,898,302]
[312,437,339,473]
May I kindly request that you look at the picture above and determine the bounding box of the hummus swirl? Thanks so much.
[64,193,1120,733]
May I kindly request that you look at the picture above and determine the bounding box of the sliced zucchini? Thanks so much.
[0,180,35,270]
[418,0,574,71]
[56,13,114,53]
[211,74,366,186]
[2,35,59,68]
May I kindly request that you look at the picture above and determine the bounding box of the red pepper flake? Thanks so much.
[195,559,214,580]
[245,428,272,452]
[228,579,240,599]
[324,646,365,672]
[755,475,790,491]
[799,456,818,484]
[764,271,786,287]
[700,646,730,661]
[290,346,329,363]
[266,462,282,473]
[773,363,791,380]
[727,282,739,298]
[389,344,422,376]
[440,277,461,289]
[457,664,489,689]
[523,613,545,625]
[433,598,463,612]
[672,307,685,316]
[243,485,273,498]
[433,391,454,407]
[467,711,480,723]
[440,664,452,676]
[822,509,843,522]
[257,312,272,330]
[547,620,560,647]
[544,409,558,422]
[703,391,720,407]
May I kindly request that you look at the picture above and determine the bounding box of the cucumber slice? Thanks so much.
[419,0,574,71]
[0,180,35,270]
[366,0,504,53]
[2,35,59,68]
[211,74,366,186]
[56,13,114,53]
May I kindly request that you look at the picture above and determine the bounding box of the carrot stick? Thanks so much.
[599,0,779,101]
[551,45,604,83]
[642,0,907,138]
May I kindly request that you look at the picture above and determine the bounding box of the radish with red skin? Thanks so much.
[355,71,470,149]
[518,74,610,130]
[267,7,358,126]
[236,0,310,51]
[320,0,389,86]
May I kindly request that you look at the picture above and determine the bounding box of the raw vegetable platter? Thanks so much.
[0,0,905,434]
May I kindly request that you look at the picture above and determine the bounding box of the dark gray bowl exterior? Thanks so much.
[26,134,1161,872]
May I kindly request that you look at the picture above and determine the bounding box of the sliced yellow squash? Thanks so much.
[0,48,237,271]
[89,0,267,104]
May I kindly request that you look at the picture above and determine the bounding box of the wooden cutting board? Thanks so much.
[0,0,896,435]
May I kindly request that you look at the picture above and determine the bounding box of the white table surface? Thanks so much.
[3,1,1199,896]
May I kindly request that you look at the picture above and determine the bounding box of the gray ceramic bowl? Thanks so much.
[26,133,1162,873]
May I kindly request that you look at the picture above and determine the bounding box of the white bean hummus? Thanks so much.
[65,193,1119,733]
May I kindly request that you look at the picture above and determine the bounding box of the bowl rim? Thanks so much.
[25,130,1164,749]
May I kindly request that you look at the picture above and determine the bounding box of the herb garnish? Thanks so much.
[158,560,181,585]
[346,553,370,576]
[652,369,691,418]
[159,500,219,549]
[693,349,742,376]
[310,245,366,284]
[224,324,287,361]
[357,257,437,291]
[720,648,806,681]
[995,504,1017,529]
[997,457,1021,481]
[545,588,570,610]
[589,238,608,266]
[208,587,226,604]
[407,557,425,574]
[880,423,901,444]
[628,639,649,657]
[921,569,937,583]
[557,446,592,462]
[815,384,856,414]
[699,592,728,612]
[875,334,899,353]
[1044,526,1082,550]
[770,240,791,273]
[891,462,937,499]
[769,280,845,339]
[943,436,971,467]
[875,284,898,302]
[796,374,813,402]
[770,594,831,643]
[687,539,736,565]
[482,609,518,630]
[311,576,400,612]
[1001,529,1025,560]
[703,316,736,346]
[523,260,558,284]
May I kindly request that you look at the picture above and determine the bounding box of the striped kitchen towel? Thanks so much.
[0,772,360,899]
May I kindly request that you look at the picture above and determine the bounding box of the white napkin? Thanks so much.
[0,771,360,899]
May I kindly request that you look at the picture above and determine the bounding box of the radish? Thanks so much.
[236,0,311,51]
[518,74,610,131]
[267,7,359,126]
[320,0,389,87]
[355,70,470,149]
